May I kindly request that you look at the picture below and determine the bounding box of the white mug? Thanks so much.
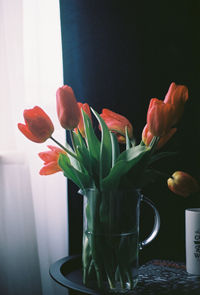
[185,208,200,275]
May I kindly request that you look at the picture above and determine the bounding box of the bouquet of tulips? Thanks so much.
[18,83,200,289]
[18,83,199,196]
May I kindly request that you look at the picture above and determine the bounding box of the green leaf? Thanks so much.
[125,126,131,150]
[117,142,150,162]
[76,145,92,175]
[91,109,112,181]
[82,109,100,161]
[71,130,91,173]
[102,144,150,190]
[58,153,91,189]
[68,154,82,172]
[63,138,82,172]
[139,140,146,146]
[82,110,101,187]
[131,138,136,147]
[72,129,87,151]
[110,132,120,167]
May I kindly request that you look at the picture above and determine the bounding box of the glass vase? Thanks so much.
[80,188,160,294]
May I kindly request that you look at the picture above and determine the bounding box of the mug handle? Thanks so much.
[139,194,160,250]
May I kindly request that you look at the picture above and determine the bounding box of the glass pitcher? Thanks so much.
[81,188,160,294]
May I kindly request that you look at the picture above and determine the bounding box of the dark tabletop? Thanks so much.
[50,255,200,295]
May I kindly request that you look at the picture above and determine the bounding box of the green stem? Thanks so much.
[82,234,91,285]
[118,267,127,289]
[105,268,115,289]
[83,267,88,285]
[103,237,116,289]
[127,269,134,289]
[94,265,104,289]
[88,259,94,276]
[50,136,78,160]
[69,130,76,151]
[115,266,120,281]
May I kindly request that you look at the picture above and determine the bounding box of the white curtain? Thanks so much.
[0,0,68,294]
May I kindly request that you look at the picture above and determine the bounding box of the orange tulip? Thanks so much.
[56,85,81,130]
[164,82,188,124]
[146,82,188,138]
[167,171,199,197]
[142,124,176,150]
[100,109,133,143]
[74,102,92,137]
[18,106,54,143]
[38,145,66,175]
[147,98,176,137]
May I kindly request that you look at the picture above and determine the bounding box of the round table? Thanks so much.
[50,255,200,295]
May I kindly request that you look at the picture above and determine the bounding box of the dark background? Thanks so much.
[59,0,200,263]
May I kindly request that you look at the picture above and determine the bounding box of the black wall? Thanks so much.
[59,0,200,262]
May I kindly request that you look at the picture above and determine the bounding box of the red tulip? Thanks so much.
[147,98,176,137]
[146,82,188,138]
[38,145,66,175]
[18,106,54,143]
[167,171,199,197]
[164,82,188,123]
[74,102,92,137]
[56,85,81,130]
[100,108,133,143]
[142,124,176,150]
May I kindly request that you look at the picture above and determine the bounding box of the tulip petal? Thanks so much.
[100,115,123,133]
[47,145,66,154]
[39,162,62,175]
[100,108,133,140]
[156,128,177,149]
[38,151,58,163]
[24,106,53,123]
[147,98,176,136]
[18,123,44,143]
[164,82,188,105]
[164,82,176,104]
[116,134,126,144]
[163,82,189,123]
[142,124,151,146]
[101,109,132,129]
[38,145,66,175]
[142,124,176,150]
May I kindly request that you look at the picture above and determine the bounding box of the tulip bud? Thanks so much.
[18,106,54,143]
[167,171,199,197]
[56,85,81,130]
[100,108,133,143]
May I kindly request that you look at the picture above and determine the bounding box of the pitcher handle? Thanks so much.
[139,194,160,250]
